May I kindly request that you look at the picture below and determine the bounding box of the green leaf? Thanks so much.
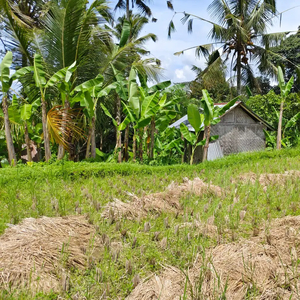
[0,51,12,93]
[210,135,219,141]
[110,64,127,100]
[100,103,118,127]
[31,98,41,111]
[8,106,21,124]
[180,123,196,144]
[65,61,77,83]
[122,101,136,124]
[96,148,106,157]
[119,20,130,48]
[246,86,253,97]
[11,66,34,81]
[187,104,202,133]
[277,66,285,94]
[158,93,167,107]
[119,116,130,131]
[148,81,171,94]
[128,81,140,118]
[284,76,294,97]
[196,139,206,146]
[73,74,103,92]
[81,91,94,117]
[11,94,18,107]
[217,97,238,116]
[201,90,214,126]
[20,104,32,121]
[137,116,152,128]
[284,112,300,130]
[45,68,68,88]
[96,83,117,98]
[141,92,160,119]
[33,54,47,88]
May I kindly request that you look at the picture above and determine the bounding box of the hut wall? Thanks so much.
[211,107,266,155]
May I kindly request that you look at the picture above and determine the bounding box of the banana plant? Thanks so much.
[0,51,34,165]
[201,90,237,161]
[277,66,294,150]
[264,107,300,149]
[72,74,117,158]
[8,98,40,162]
[0,51,16,165]
[180,104,205,165]
[32,54,79,161]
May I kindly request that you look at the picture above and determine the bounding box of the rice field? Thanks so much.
[1,148,300,299]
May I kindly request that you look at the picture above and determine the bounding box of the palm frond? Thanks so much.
[47,105,85,151]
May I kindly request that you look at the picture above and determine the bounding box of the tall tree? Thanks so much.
[168,0,290,94]
[268,27,300,92]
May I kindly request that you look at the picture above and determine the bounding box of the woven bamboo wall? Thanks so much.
[191,106,266,163]
[211,107,266,155]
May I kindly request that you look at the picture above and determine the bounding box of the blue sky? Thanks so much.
[112,0,300,83]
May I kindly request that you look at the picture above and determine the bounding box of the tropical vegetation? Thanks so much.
[0,0,300,167]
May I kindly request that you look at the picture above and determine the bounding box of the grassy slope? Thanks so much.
[1,148,300,299]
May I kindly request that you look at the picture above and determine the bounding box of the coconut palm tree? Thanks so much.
[168,0,294,94]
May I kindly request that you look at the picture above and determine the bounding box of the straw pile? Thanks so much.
[0,215,101,293]
[127,215,300,300]
[102,177,223,221]
[236,170,300,187]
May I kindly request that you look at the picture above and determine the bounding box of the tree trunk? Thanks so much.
[24,122,32,162]
[2,95,17,166]
[139,127,143,162]
[124,125,129,161]
[277,101,284,150]
[182,134,186,164]
[126,0,130,20]
[91,116,96,158]
[202,125,211,162]
[150,117,155,159]
[41,98,51,161]
[85,125,92,159]
[99,131,103,151]
[57,99,70,160]
[115,95,122,163]
[236,52,242,95]
[133,129,136,162]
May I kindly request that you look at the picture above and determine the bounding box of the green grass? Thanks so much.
[1,148,300,299]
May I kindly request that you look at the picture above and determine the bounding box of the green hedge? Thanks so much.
[1,147,300,185]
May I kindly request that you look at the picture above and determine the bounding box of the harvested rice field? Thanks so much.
[1,149,300,299]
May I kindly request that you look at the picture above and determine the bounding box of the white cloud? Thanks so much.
[174,65,196,82]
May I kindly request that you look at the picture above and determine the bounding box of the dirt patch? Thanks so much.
[236,170,300,187]
[127,215,300,300]
[0,216,101,293]
[102,178,223,221]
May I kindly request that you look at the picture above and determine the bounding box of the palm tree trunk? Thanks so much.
[24,122,32,162]
[57,99,70,160]
[202,125,211,162]
[150,117,155,159]
[2,95,17,166]
[41,97,51,161]
[91,116,96,158]
[126,0,130,20]
[237,52,242,95]
[277,101,284,150]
